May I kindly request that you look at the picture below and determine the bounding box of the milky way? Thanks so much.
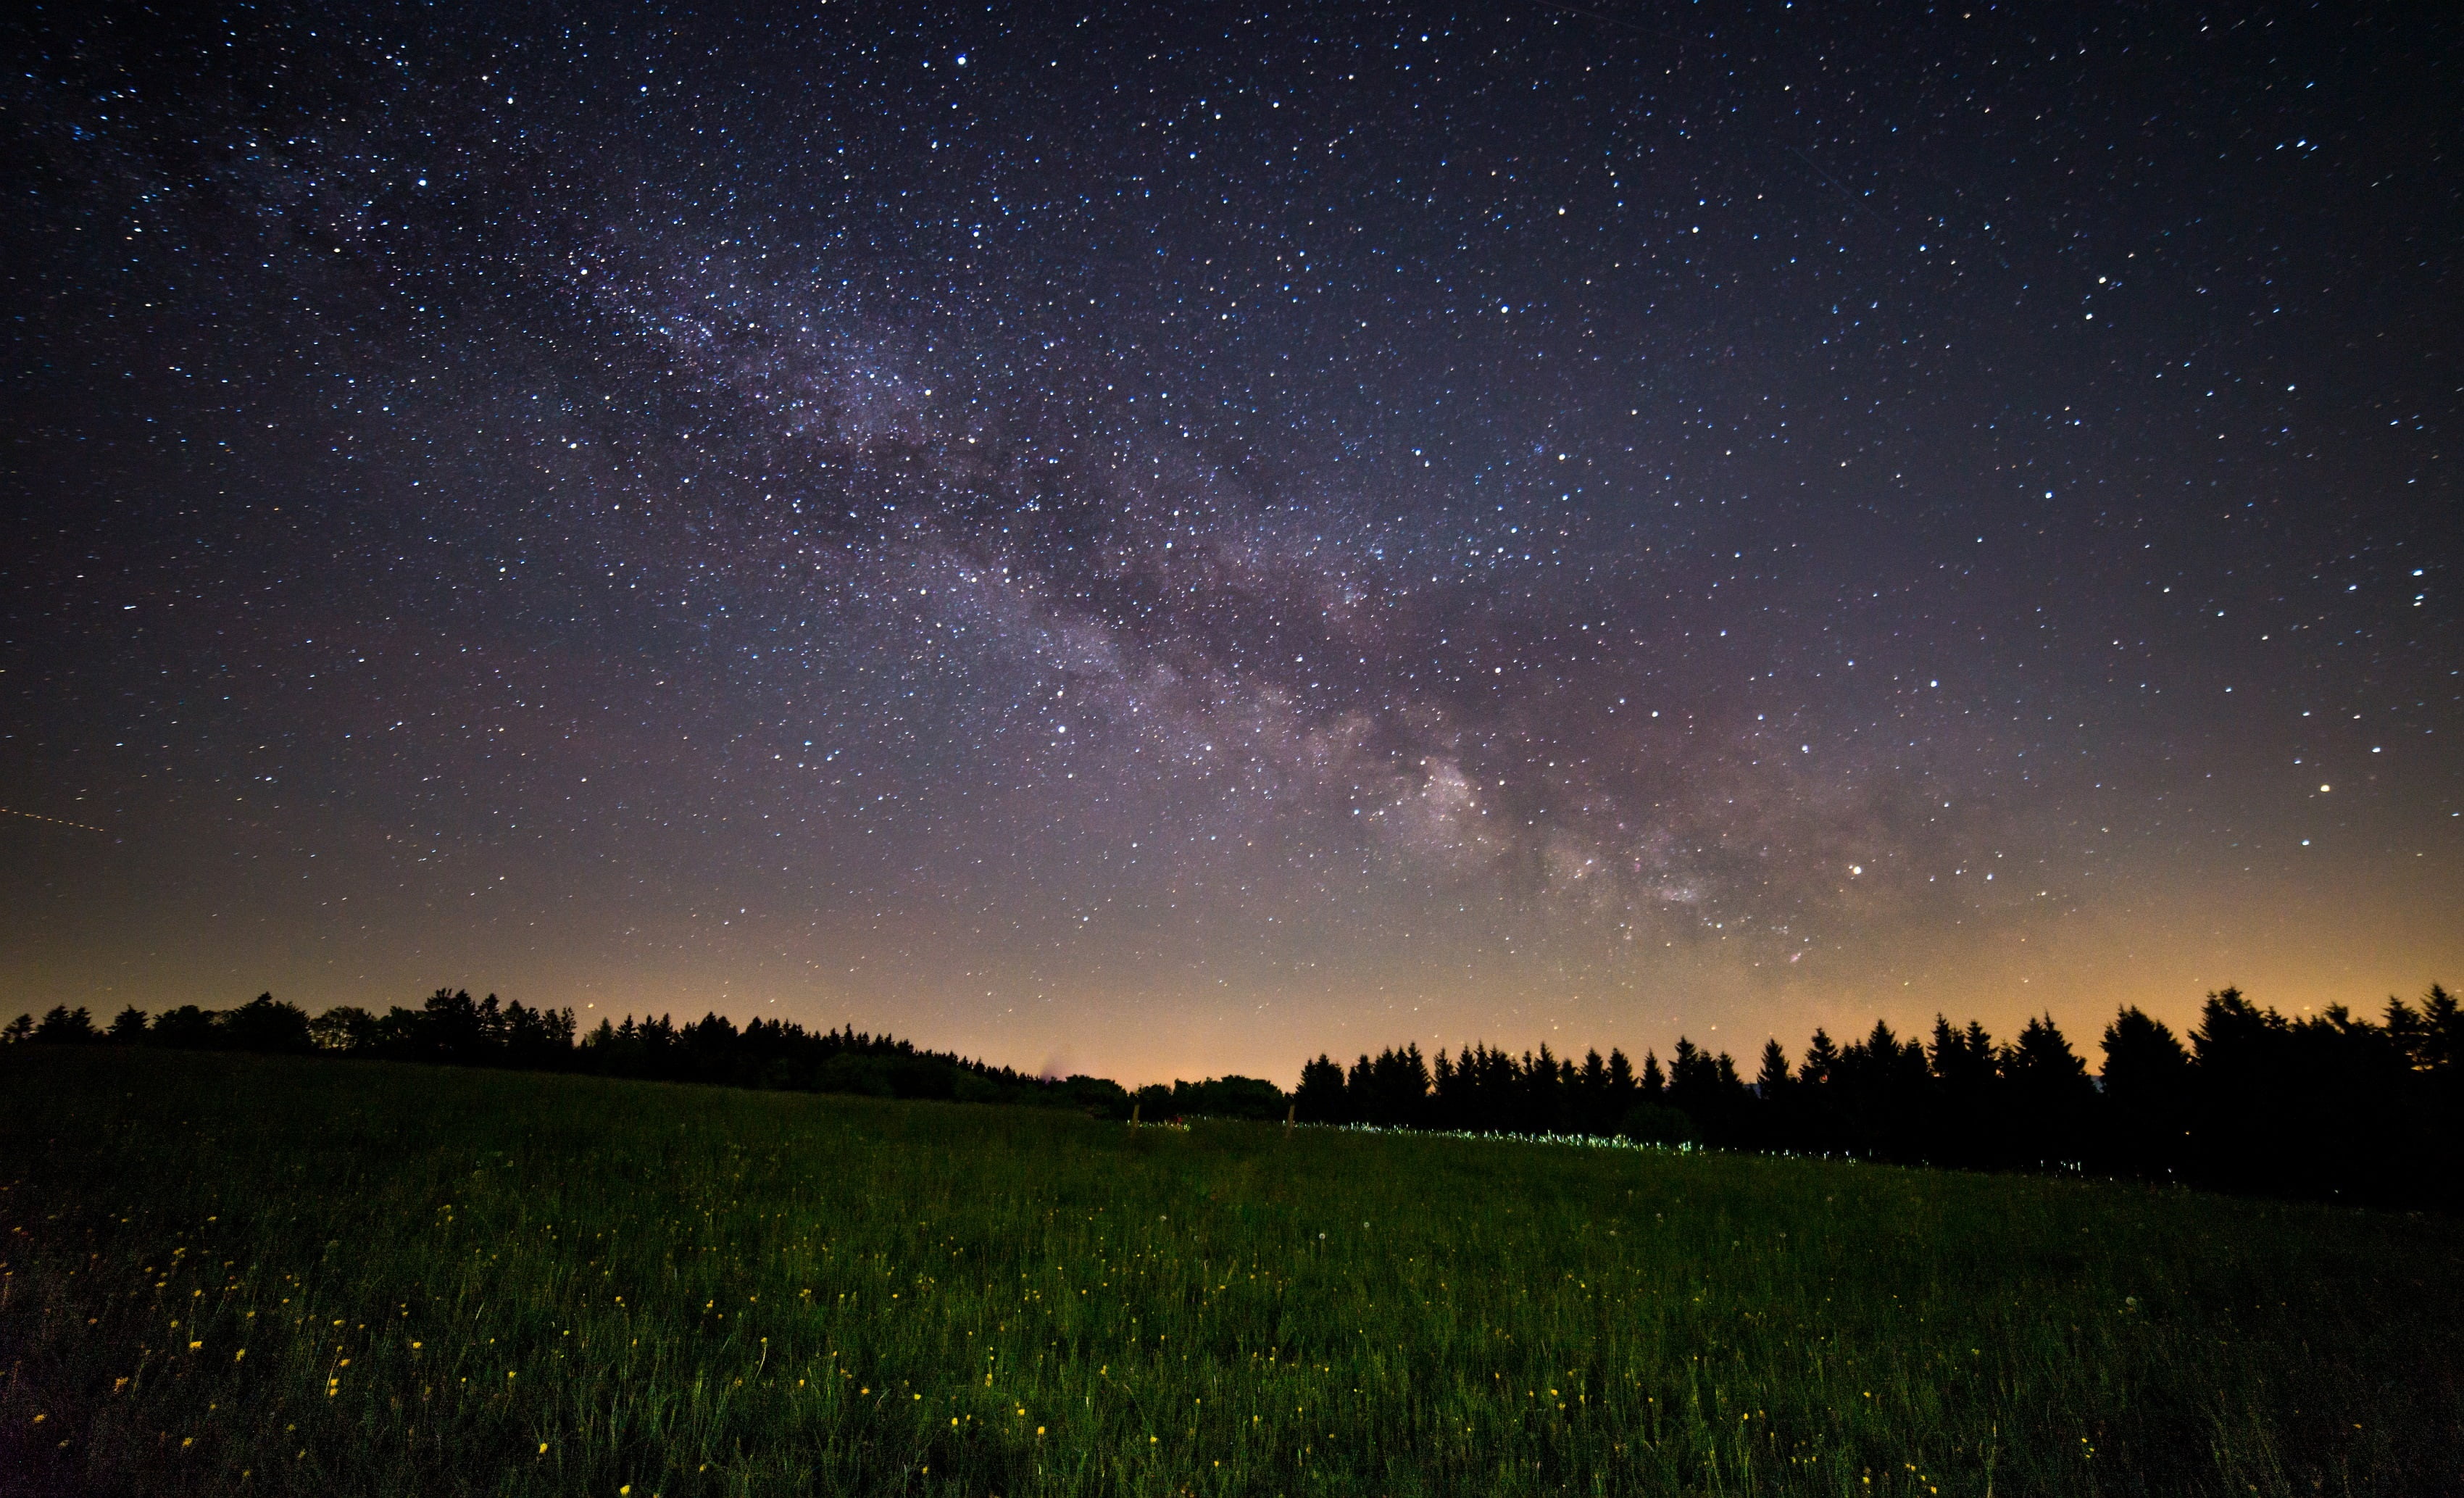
[4,2,2456,1081]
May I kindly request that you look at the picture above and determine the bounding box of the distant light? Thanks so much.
[2320,783,2331,793]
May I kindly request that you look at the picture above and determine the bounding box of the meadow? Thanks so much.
[1,1049,2458,1497]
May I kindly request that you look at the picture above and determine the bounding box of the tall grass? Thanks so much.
[2,1049,2457,1495]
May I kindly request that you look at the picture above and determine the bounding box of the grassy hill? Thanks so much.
[2,1050,2458,1496]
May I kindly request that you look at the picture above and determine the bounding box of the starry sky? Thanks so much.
[4,1,2456,1084]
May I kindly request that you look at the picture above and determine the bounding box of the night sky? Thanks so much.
[4,2,2456,1085]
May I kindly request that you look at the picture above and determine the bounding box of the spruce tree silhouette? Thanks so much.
[1294,1054,1347,1123]
[31,1006,97,1044]
[2003,1014,2094,1170]
[2099,1007,2192,1178]
[1753,1039,1794,1150]
[1928,1015,2002,1170]
[2189,987,2294,1194]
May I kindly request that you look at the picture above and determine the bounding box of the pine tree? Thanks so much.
[1294,1054,1347,1123]
[1755,1038,1792,1095]
[2004,1013,2094,1168]
[2100,1007,2189,1104]
[2415,983,2460,1073]
[33,1006,97,1044]
[1800,1028,1839,1087]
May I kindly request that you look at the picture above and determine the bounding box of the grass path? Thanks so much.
[2,1049,2458,1495]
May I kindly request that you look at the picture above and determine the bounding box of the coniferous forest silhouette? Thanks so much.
[8,983,2457,1211]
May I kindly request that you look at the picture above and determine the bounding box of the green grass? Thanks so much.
[1,1050,2458,1496]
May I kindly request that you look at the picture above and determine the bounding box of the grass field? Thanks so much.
[1,1050,2458,1496]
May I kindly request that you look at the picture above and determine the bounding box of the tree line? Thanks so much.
[1,989,1131,1118]
[1293,986,2462,1210]
[9,983,2457,1210]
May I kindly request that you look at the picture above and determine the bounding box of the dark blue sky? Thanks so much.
[4,1,2455,1081]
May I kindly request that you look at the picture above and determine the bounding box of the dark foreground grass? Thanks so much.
[1,1051,2457,1497]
